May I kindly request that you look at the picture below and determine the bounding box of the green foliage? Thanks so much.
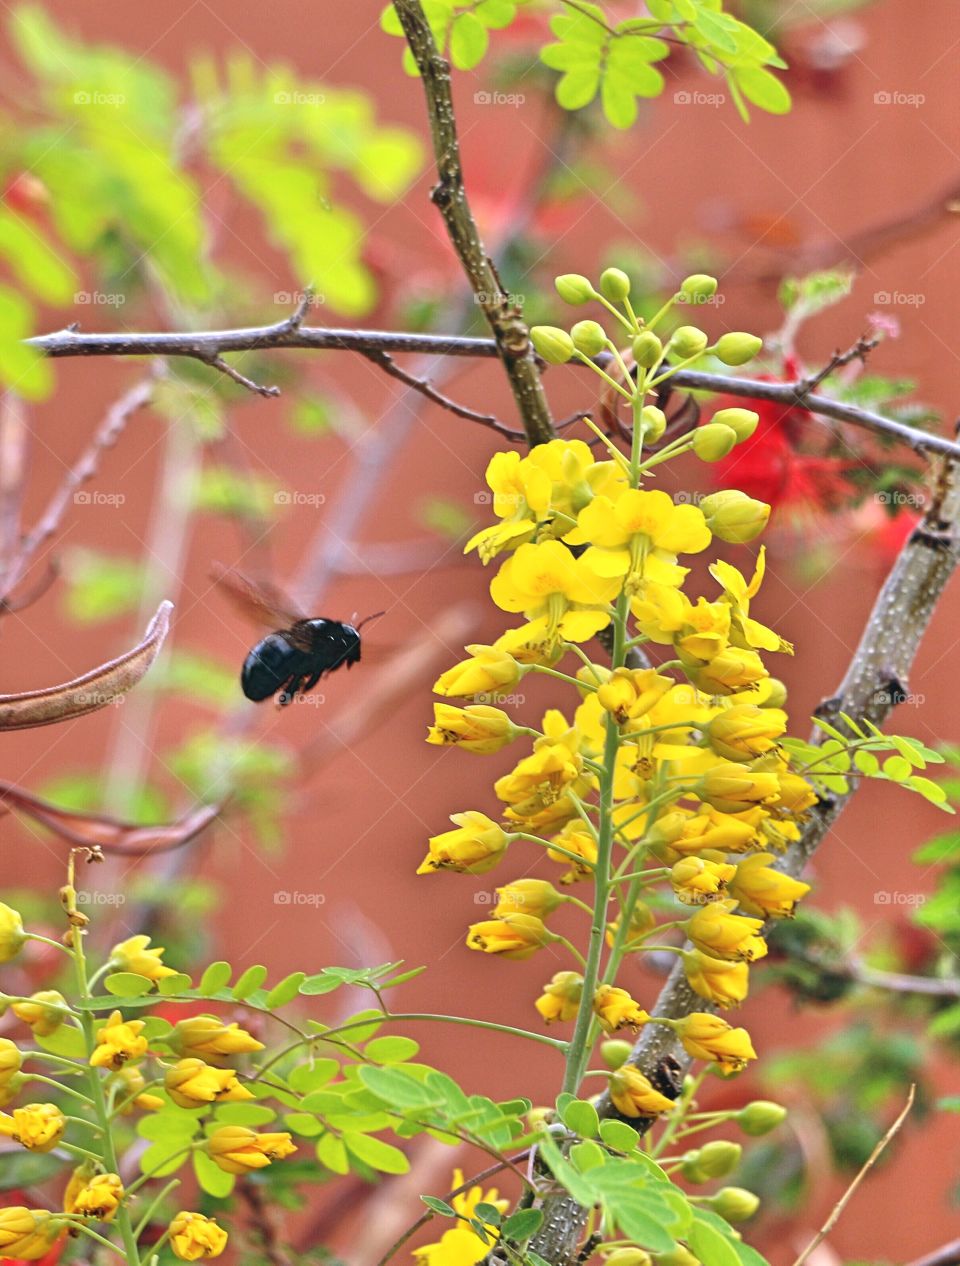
[382,0,791,128]
[61,549,144,624]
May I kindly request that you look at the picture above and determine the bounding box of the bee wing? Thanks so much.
[210,563,305,629]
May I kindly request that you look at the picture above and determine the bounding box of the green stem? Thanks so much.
[319,1012,567,1052]
[132,1179,180,1239]
[650,1067,707,1159]
[22,1074,95,1106]
[529,663,599,691]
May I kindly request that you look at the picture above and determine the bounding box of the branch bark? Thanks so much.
[527,454,960,1263]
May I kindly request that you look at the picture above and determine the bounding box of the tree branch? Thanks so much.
[378,0,555,447]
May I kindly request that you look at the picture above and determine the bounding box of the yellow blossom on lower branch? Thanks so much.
[593,985,650,1034]
[685,899,767,963]
[494,878,565,919]
[169,1212,229,1261]
[681,949,750,1009]
[535,972,583,1024]
[547,823,597,883]
[729,852,811,918]
[108,933,177,981]
[0,1103,65,1152]
[671,1012,757,1073]
[64,1170,124,1221]
[167,1016,265,1065]
[670,857,736,904]
[466,914,557,960]
[433,644,524,699]
[426,702,519,753]
[608,1066,676,1118]
[205,1126,296,1174]
[11,991,68,1038]
[164,1058,254,1109]
[418,812,509,875]
[413,1168,509,1266]
[89,1010,149,1070]
[0,1208,59,1261]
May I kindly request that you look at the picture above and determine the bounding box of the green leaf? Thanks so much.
[344,1132,410,1174]
[571,1140,606,1172]
[365,1035,420,1063]
[556,67,601,110]
[300,972,345,996]
[421,1195,457,1217]
[561,1098,600,1139]
[473,1202,502,1226]
[140,1139,191,1179]
[358,1065,443,1110]
[599,1119,640,1152]
[316,1132,350,1174]
[199,961,233,993]
[232,964,268,999]
[288,1060,340,1093]
[194,1148,235,1198]
[266,972,307,1008]
[213,1103,276,1126]
[449,12,488,69]
[734,65,791,115]
[104,972,156,997]
[157,973,192,997]
[0,1151,68,1190]
[502,1208,543,1241]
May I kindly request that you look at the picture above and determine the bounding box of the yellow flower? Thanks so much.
[169,1212,229,1261]
[413,1168,509,1266]
[568,488,711,595]
[777,771,817,814]
[699,490,770,544]
[494,879,565,919]
[0,1208,58,1261]
[681,645,768,696]
[605,902,656,952]
[489,540,620,654]
[64,1170,124,1221]
[673,1012,757,1073]
[495,742,584,823]
[696,761,781,814]
[11,991,68,1038]
[709,550,792,655]
[89,1010,149,1070]
[433,644,523,699]
[0,1103,65,1152]
[547,824,597,883]
[535,972,583,1024]
[466,914,555,960]
[596,667,675,726]
[206,1126,296,1174]
[418,812,509,875]
[708,705,787,762]
[164,1059,254,1109]
[464,450,551,563]
[608,1066,675,1118]
[686,900,767,963]
[592,985,650,1034]
[670,857,736,905]
[108,934,177,982]
[682,949,750,1009]
[168,1017,265,1066]
[110,1065,164,1114]
[729,853,810,918]
[650,808,758,858]
[426,703,517,754]
[0,903,26,964]
[0,1039,22,1086]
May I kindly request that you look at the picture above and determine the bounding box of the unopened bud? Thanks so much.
[710,1187,760,1223]
[670,326,709,358]
[570,320,608,358]
[713,332,763,366]
[656,1249,700,1266]
[680,273,718,302]
[531,326,575,365]
[555,273,595,305]
[639,405,667,442]
[632,330,663,368]
[712,407,759,442]
[599,267,631,301]
[759,679,787,709]
[681,1139,742,1182]
[736,1099,788,1135]
[693,423,738,462]
[699,489,770,543]
[601,1039,633,1071]
[605,1251,652,1266]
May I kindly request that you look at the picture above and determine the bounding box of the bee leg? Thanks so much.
[277,676,302,707]
[301,670,323,695]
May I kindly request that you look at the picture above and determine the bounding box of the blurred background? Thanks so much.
[0,1,958,1262]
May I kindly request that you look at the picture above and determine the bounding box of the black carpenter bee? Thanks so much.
[213,566,383,707]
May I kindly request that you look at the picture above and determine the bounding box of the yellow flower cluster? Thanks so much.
[422,272,815,1093]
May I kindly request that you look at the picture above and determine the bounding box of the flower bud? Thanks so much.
[632,330,663,368]
[713,332,763,366]
[11,991,67,1038]
[599,267,631,301]
[680,273,718,302]
[639,405,667,442]
[535,971,583,1024]
[531,325,575,365]
[605,1251,651,1266]
[555,273,595,305]
[0,904,26,964]
[657,1248,701,1266]
[698,489,769,544]
[736,1100,788,1136]
[527,1105,553,1131]
[680,1139,742,1182]
[600,1039,633,1071]
[495,878,565,919]
[710,1186,760,1223]
[693,423,738,462]
[712,407,759,442]
[0,1039,22,1087]
[570,320,608,358]
[759,678,787,709]
[670,326,709,358]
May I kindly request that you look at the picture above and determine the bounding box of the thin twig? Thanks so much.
[203,353,280,397]
[792,1084,916,1266]
[796,332,881,394]
[361,348,521,439]
[906,1239,960,1266]
[849,960,960,998]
